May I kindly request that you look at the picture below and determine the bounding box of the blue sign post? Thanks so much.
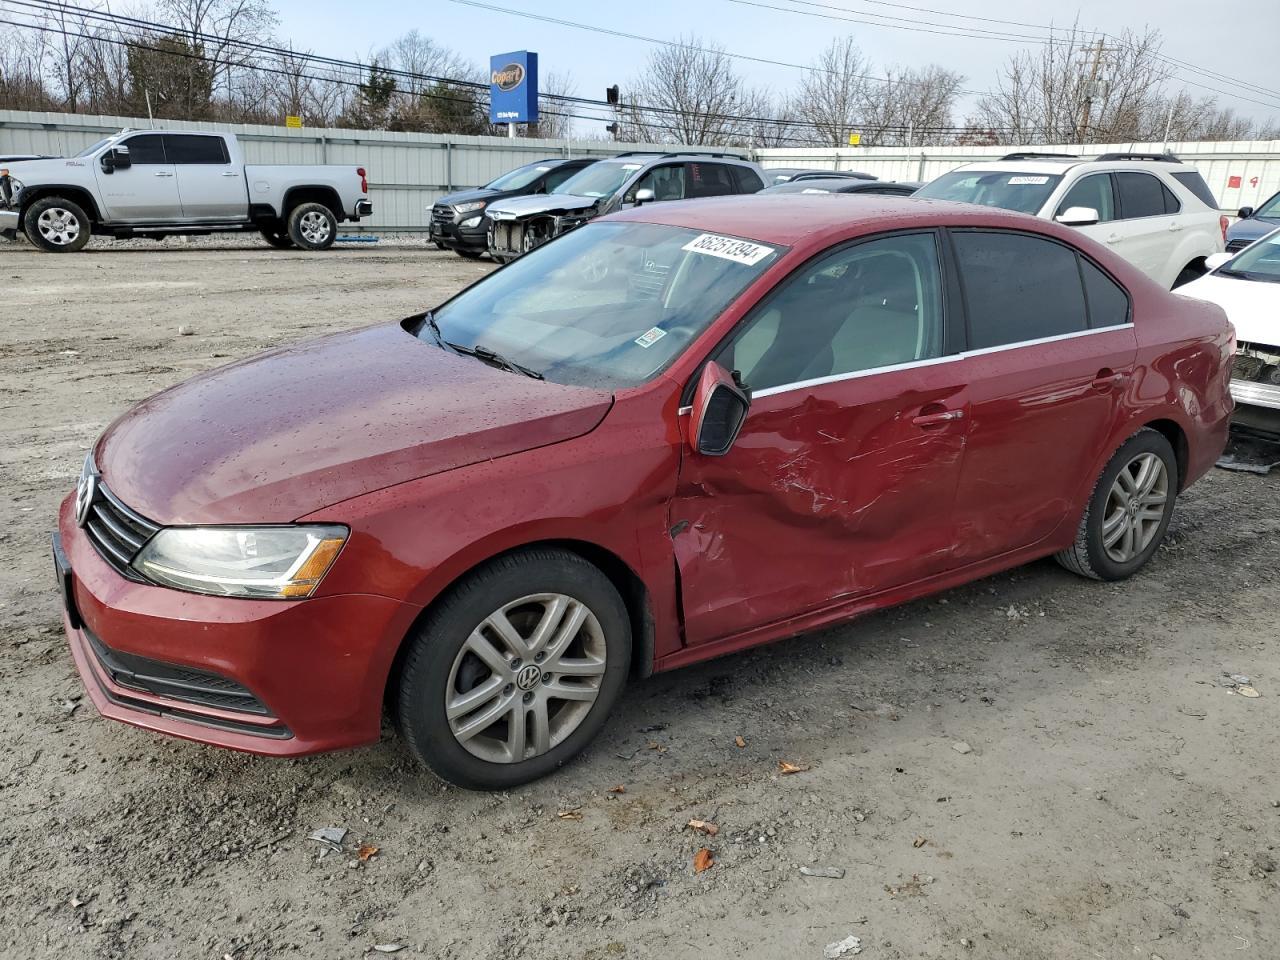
[489,51,539,131]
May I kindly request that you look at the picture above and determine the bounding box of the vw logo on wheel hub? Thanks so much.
[515,664,542,691]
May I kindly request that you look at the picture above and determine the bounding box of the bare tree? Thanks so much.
[525,70,576,140]
[618,37,761,145]
[792,37,870,146]
[155,0,279,116]
[856,64,965,146]
[971,25,1173,143]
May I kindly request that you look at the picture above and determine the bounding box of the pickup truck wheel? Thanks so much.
[287,202,336,251]
[259,228,295,249]
[24,197,91,253]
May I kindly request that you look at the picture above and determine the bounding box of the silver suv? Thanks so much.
[485,152,766,262]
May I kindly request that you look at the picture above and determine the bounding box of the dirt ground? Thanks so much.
[1,235,1277,960]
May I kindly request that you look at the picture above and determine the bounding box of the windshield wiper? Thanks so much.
[469,343,544,380]
[419,310,449,349]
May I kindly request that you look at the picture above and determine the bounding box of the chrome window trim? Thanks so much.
[747,322,1135,401]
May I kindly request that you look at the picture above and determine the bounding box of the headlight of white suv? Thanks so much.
[132,525,348,599]
[454,200,487,214]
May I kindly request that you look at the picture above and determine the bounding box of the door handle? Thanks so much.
[220,171,239,177]
[1105,233,1122,244]
[154,170,174,178]
[912,407,965,428]
[1091,368,1128,390]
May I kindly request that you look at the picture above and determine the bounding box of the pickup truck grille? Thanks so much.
[82,474,159,579]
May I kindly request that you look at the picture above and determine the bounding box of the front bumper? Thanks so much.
[429,208,487,250]
[0,207,18,235]
[55,495,419,756]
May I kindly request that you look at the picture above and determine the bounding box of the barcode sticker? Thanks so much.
[681,233,776,265]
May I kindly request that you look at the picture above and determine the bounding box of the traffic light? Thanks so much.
[606,85,620,106]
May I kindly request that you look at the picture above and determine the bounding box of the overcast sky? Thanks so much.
[270,0,1280,135]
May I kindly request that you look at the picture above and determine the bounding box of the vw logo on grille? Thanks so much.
[74,470,96,528]
[515,664,542,691]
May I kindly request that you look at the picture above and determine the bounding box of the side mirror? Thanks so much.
[1205,251,1232,271]
[633,187,655,206]
[689,361,751,456]
[1237,206,1254,219]
[1056,205,1099,226]
[100,145,131,173]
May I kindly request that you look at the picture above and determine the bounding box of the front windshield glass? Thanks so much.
[486,162,553,191]
[1255,192,1280,218]
[1219,231,1280,284]
[551,161,642,198]
[427,221,785,389]
[75,137,114,158]
[915,170,1064,214]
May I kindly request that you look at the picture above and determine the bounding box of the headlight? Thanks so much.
[132,525,348,599]
[460,215,482,228]
[454,200,487,213]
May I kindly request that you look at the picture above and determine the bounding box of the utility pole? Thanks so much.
[1077,38,1112,145]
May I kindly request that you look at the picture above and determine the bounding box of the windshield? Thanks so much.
[916,170,1065,214]
[485,161,554,192]
[1256,192,1280,218]
[1219,230,1280,284]
[552,161,642,198]
[427,221,784,389]
[75,137,114,159]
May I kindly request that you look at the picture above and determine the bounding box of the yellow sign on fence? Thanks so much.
[285,115,302,129]
[848,132,862,146]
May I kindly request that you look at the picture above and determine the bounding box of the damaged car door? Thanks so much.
[671,230,969,645]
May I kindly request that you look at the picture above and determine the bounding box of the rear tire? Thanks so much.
[1172,260,1205,288]
[259,227,295,249]
[286,202,336,251]
[1055,428,1178,581]
[23,196,91,252]
[396,548,630,790]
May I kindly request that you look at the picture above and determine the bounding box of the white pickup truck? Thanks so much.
[0,129,372,252]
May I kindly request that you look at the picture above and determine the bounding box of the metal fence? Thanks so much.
[4,109,1278,226]
[0,109,744,232]
[755,140,1280,213]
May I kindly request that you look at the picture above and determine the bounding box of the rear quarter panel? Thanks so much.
[243,165,366,217]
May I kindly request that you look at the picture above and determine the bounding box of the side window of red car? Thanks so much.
[1080,258,1131,328]
[952,231,1089,349]
[716,232,945,392]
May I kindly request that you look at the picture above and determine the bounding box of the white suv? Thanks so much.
[916,152,1227,288]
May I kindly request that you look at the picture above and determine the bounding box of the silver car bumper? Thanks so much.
[1231,378,1280,411]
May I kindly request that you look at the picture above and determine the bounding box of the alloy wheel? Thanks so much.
[1101,451,1169,563]
[299,211,331,245]
[445,593,607,764]
[37,207,81,246]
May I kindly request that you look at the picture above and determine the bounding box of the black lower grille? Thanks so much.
[431,204,454,226]
[1226,238,1251,253]
[85,628,273,717]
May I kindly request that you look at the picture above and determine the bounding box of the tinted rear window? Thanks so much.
[953,231,1088,349]
[1081,259,1130,328]
[164,134,229,164]
[1171,171,1220,209]
[1116,172,1169,219]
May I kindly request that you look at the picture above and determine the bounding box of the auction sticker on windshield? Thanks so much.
[634,326,668,348]
[682,233,776,266]
[1008,176,1050,185]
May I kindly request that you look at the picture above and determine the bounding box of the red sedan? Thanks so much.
[54,196,1233,788]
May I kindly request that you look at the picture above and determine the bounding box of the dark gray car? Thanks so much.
[485,152,766,262]
[1227,191,1280,253]
[761,178,923,196]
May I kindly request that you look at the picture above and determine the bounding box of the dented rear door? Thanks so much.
[670,362,969,646]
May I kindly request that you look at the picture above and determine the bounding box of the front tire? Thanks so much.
[286,202,336,251]
[23,196,91,252]
[397,548,631,790]
[1056,428,1178,581]
[455,247,485,260]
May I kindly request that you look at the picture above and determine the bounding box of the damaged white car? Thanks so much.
[1179,228,1280,436]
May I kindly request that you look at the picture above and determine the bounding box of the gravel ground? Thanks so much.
[1,235,1278,960]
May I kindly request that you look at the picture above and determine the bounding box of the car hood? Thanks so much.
[486,194,598,220]
[95,323,613,525]
[434,186,503,207]
[1227,217,1280,245]
[4,156,88,184]
[1178,272,1280,346]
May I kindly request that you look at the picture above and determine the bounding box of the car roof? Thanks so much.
[764,178,913,194]
[954,158,1189,176]
[609,193,1063,247]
